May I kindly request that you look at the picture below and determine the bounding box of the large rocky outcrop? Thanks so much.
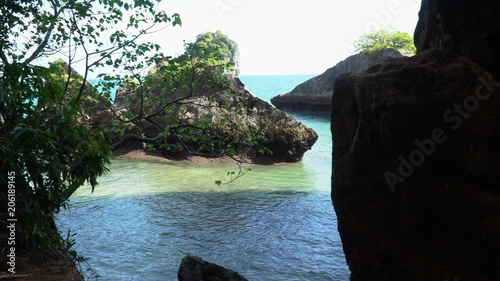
[114,31,316,163]
[49,61,115,130]
[332,2,500,280]
[271,49,402,113]
[414,0,500,78]
[178,255,248,281]
[51,60,139,142]
[332,48,500,281]
[115,69,317,163]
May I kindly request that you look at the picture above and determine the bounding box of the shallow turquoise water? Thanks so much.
[56,75,350,280]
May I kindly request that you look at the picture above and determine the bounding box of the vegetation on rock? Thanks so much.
[112,31,252,160]
[185,31,239,74]
[114,32,317,165]
[354,29,416,56]
[0,0,180,267]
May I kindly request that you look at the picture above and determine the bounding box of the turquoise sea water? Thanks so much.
[56,74,350,280]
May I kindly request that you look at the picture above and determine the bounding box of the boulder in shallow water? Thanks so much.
[178,255,248,281]
[115,73,317,163]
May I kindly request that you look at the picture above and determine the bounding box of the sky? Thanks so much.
[145,0,423,75]
[39,0,422,77]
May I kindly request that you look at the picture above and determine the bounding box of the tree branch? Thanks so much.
[111,133,163,151]
[0,49,9,65]
[22,1,62,66]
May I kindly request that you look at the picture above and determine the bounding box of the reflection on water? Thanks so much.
[56,112,350,280]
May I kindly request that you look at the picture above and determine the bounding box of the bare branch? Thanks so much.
[111,134,163,151]
[23,0,62,65]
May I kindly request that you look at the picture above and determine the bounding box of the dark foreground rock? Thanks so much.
[271,49,402,113]
[414,0,500,79]
[331,48,500,281]
[178,255,248,281]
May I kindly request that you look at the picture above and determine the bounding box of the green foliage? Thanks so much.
[109,31,262,185]
[144,53,232,99]
[62,230,100,280]
[215,166,252,186]
[0,0,179,251]
[185,30,238,73]
[259,147,273,155]
[121,31,249,159]
[1,62,112,249]
[186,30,237,60]
[354,29,416,56]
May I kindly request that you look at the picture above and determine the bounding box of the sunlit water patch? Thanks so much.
[56,75,350,280]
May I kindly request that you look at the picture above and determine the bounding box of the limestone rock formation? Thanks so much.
[178,255,248,281]
[271,48,402,113]
[414,0,500,78]
[114,30,317,162]
[115,70,317,163]
[331,48,500,281]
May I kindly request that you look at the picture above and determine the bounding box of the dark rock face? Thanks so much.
[271,49,402,113]
[414,0,500,78]
[331,49,500,281]
[178,255,248,281]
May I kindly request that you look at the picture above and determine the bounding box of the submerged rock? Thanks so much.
[178,255,248,281]
[331,48,500,281]
[271,48,402,113]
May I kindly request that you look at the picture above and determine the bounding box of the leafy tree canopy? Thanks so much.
[354,29,416,56]
[0,0,180,250]
[184,31,239,74]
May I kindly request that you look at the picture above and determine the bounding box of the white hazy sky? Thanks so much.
[146,0,422,75]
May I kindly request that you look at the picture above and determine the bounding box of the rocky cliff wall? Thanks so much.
[271,49,402,113]
[414,0,500,78]
[333,3,500,280]
[332,48,500,281]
